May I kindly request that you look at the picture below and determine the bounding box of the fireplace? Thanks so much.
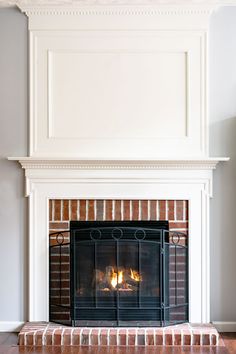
[9,3,230,336]
[49,218,188,327]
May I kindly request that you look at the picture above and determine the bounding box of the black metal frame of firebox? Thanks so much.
[49,222,189,327]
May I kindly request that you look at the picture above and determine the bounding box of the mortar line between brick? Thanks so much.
[138,200,141,221]
[118,328,120,346]
[77,200,80,220]
[183,201,186,221]
[156,200,159,220]
[69,200,71,220]
[103,201,106,221]
[61,328,65,346]
[121,200,124,221]
[200,330,203,346]
[33,330,37,346]
[180,329,184,346]
[80,328,83,345]
[94,200,97,220]
[127,200,130,220]
[41,325,48,346]
[153,329,156,346]
[174,200,177,221]
[112,200,115,221]
[70,328,75,345]
[85,200,88,221]
[52,200,55,221]
[89,328,92,345]
[60,200,63,221]
[98,328,101,346]
[216,333,219,346]
[51,328,57,346]
[163,327,166,346]
[165,200,168,220]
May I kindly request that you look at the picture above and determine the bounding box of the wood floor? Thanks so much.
[0,333,235,354]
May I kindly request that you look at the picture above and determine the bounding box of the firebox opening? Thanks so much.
[49,220,188,327]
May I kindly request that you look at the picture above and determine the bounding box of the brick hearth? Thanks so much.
[19,322,219,346]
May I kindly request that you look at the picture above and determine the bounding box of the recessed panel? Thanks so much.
[49,51,187,139]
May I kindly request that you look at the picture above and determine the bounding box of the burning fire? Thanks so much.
[130,268,142,282]
[111,270,123,288]
[110,268,141,289]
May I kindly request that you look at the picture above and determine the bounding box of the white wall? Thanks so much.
[210,6,236,325]
[0,5,236,327]
[0,8,28,326]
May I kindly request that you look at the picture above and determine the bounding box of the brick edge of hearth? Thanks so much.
[18,322,219,346]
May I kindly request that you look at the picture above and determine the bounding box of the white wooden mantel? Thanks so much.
[9,156,229,323]
[7,0,231,324]
[1,0,236,7]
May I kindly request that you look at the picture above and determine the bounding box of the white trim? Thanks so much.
[17,3,223,159]
[0,0,235,10]
[8,157,229,171]
[213,322,236,332]
[10,160,216,323]
[18,4,215,16]
[0,321,25,332]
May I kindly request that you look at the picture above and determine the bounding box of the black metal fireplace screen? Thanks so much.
[49,221,188,327]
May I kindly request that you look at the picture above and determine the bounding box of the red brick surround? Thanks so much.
[49,199,189,238]
[49,199,189,325]
[19,322,219,346]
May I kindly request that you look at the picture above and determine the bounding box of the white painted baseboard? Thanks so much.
[0,322,24,332]
[213,322,236,332]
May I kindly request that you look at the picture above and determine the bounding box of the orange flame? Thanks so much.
[110,268,141,288]
[111,270,124,288]
[130,268,142,282]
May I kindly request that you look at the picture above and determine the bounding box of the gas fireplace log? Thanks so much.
[98,282,112,290]
[104,266,115,283]
[93,267,141,292]
[93,269,105,284]
[123,273,139,287]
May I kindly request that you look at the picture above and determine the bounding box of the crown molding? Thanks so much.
[18,5,214,17]
[1,0,236,7]
[1,0,236,14]
[8,157,229,170]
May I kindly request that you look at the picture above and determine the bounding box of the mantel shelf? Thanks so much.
[8,156,229,170]
[1,0,236,8]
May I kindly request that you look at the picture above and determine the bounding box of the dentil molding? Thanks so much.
[8,157,229,170]
[1,0,236,14]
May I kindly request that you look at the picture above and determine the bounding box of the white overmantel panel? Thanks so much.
[17,3,218,158]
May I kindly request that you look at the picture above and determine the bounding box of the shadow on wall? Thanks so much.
[210,116,236,321]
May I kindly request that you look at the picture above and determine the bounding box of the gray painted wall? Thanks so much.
[209,7,236,322]
[0,6,236,324]
[0,8,28,322]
